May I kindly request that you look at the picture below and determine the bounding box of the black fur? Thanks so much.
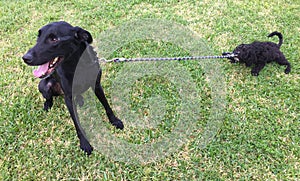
[22,21,124,155]
[223,31,291,76]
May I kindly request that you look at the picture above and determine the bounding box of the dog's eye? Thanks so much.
[48,34,60,43]
[51,37,59,42]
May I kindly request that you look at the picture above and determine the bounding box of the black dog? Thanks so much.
[223,31,291,76]
[22,21,124,155]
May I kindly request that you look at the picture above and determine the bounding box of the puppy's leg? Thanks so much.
[276,57,291,74]
[64,94,93,155]
[251,63,266,76]
[245,62,252,67]
[93,70,124,129]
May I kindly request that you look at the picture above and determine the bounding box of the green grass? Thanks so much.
[1,0,300,180]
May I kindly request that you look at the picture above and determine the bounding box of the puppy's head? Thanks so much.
[22,21,92,78]
[231,44,250,63]
[223,44,249,63]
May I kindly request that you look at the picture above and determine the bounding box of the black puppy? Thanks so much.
[223,31,291,76]
[22,21,124,155]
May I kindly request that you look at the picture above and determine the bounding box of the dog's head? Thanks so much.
[232,44,250,63]
[223,44,249,63]
[22,21,93,78]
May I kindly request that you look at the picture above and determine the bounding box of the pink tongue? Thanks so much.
[33,62,49,78]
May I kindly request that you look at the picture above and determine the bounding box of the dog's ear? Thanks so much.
[74,27,93,44]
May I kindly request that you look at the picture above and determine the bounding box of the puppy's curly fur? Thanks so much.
[223,31,291,76]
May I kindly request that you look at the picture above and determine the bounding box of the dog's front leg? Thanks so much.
[64,94,93,155]
[38,79,54,111]
[94,71,124,129]
[93,84,124,129]
[251,63,266,76]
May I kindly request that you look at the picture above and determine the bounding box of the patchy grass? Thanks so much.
[1,0,299,180]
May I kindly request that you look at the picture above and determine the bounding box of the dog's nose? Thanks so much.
[22,53,33,64]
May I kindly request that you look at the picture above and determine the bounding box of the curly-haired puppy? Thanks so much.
[223,31,291,76]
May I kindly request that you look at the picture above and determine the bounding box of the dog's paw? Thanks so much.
[111,117,124,130]
[43,101,53,111]
[285,68,291,74]
[80,138,93,155]
[251,71,259,76]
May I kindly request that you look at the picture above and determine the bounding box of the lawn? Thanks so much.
[1,0,299,180]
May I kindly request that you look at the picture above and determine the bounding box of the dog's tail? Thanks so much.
[268,31,283,47]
